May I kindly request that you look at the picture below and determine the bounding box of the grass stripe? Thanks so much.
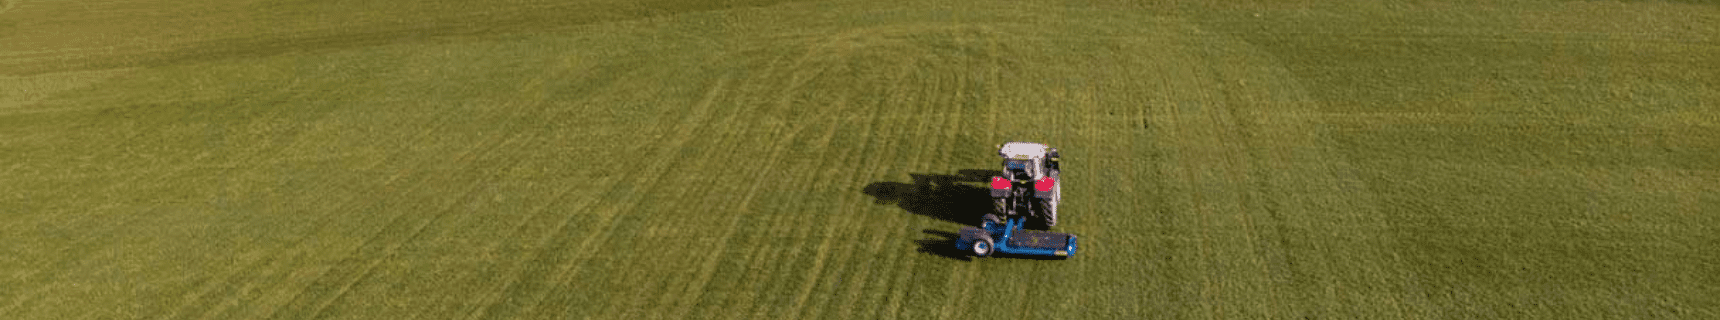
[779,55,907,318]
[721,81,853,320]
[834,87,944,320]
[711,50,855,318]
[745,80,872,320]
[665,80,818,318]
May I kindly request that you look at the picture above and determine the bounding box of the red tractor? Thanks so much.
[989,142,1061,227]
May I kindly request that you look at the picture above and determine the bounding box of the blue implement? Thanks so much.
[954,215,1077,259]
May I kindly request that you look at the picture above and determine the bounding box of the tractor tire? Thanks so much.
[1047,174,1060,227]
[972,235,995,257]
[1045,199,1058,227]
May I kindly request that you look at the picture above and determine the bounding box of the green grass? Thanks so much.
[2,0,1716,319]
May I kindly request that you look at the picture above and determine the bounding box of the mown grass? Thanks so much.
[2,0,1716,319]
[1194,2,1718,317]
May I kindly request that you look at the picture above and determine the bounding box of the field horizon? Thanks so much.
[3,0,1716,319]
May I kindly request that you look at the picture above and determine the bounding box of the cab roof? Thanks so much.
[1000,142,1048,160]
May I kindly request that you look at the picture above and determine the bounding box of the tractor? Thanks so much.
[989,142,1061,228]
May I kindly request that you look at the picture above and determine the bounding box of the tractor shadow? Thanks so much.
[861,170,1000,226]
[865,170,1000,261]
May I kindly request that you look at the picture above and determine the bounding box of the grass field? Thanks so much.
[2,0,1717,318]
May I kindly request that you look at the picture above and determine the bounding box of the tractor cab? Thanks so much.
[998,142,1052,181]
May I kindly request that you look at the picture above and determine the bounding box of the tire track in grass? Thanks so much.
[341,92,551,316]
[604,253,672,319]
[872,74,966,320]
[798,99,899,320]
[868,75,949,320]
[9,208,138,319]
[166,240,294,320]
[612,53,799,318]
[833,56,941,319]
[978,25,1007,144]
[664,66,823,319]
[872,228,916,320]
[887,87,970,320]
[1189,39,1254,318]
[454,180,585,320]
[763,26,921,318]
[258,100,471,318]
[746,151,838,319]
[829,223,888,320]
[934,48,1003,320]
[1051,34,1114,316]
[478,73,734,319]
[1156,66,1222,319]
[703,47,857,319]
[1119,71,1166,319]
[571,72,760,319]
[597,82,754,319]
[783,57,914,320]
[459,76,627,320]
[597,52,801,318]
[105,88,285,319]
[296,127,524,319]
[552,176,677,316]
[983,44,1001,140]
[1191,46,1290,318]
[293,154,504,319]
[570,56,780,318]
[694,147,799,318]
[816,83,925,318]
[742,178,813,318]
[831,64,942,320]
[661,213,745,317]
[758,45,854,318]
[219,111,537,319]
[721,85,853,320]
[828,63,926,320]
[258,119,458,320]
[936,259,981,320]
[788,149,869,320]
[707,185,794,319]
[0,123,232,316]
[1142,26,1423,318]
[459,204,611,316]
[1203,83,1283,319]
[895,62,967,320]
[746,81,870,320]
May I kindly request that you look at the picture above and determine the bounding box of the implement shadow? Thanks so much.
[914,230,971,261]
